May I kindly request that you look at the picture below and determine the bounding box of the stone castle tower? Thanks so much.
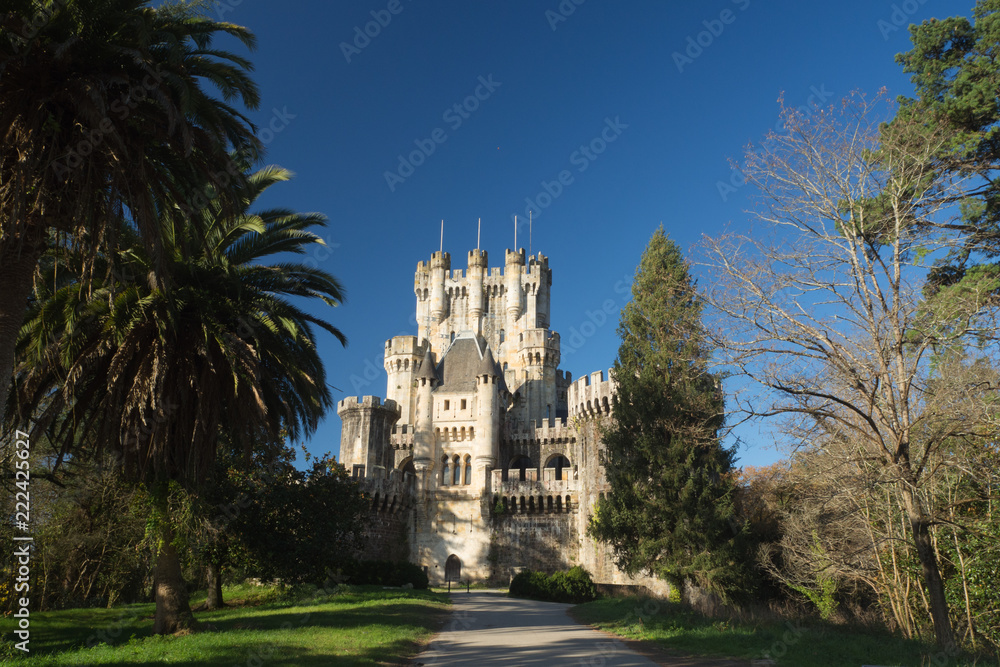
[338,247,668,593]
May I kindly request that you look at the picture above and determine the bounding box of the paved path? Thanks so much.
[410,590,663,666]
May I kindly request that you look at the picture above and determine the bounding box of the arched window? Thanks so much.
[545,455,571,481]
[441,456,450,486]
[452,455,461,485]
[499,329,505,343]
[509,455,533,482]
[464,455,472,485]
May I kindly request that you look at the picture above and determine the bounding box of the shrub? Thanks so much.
[337,560,429,589]
[509,566,597,603]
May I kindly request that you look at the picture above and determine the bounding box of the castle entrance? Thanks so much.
[445,554,462,582]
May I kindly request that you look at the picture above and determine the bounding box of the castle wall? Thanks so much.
[339,249,672,598]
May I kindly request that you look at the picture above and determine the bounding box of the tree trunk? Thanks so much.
[900,484,955,650]
[0,242,43,429]
[205,559,224,610]
[153,523,195,635]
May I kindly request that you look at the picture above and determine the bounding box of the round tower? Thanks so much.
[429,251,450,323]
[504,248,524,322]
[474,345,499,488]
[529,253,552,329]
[467,249,487,332]
[412,345,438,477]
[519,329,561,422]
[384,335,423,425]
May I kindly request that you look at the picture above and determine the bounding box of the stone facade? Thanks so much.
[338,247,668,595]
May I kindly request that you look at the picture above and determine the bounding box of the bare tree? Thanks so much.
[702,91,1000,649]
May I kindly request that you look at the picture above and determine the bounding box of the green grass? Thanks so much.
[0,584,450,665]
[571,596,1000,667]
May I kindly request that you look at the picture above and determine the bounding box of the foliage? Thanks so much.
[701,88,1000,648]
[6,163,346,633]
[333,560,430,590]
[508,566,597,604]
[891,0,1000,309]
[0,0,262,429]
[572,596,994,666]
[589,226,750,599]
[225,456,370,586]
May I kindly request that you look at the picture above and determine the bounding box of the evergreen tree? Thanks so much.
[590,227,747,598]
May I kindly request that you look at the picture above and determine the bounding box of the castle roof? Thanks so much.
[436,332,484,392]
[415,346,438,384]
[478,345,499,378]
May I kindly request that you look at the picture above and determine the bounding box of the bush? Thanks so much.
[509,566,597,603]
[336,560,429,590]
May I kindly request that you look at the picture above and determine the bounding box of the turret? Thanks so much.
[337,396,401,478]
[528,253,552,329]
[505,248,524,321]
[429,251,450,322]
[384,336,423,424]
[467,249,487,332]
[475,345,499,486]
[412,345,438,474]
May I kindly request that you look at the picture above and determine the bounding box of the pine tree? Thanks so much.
[590,227,747,598]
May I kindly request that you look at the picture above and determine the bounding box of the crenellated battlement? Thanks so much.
[505,248,526,266]
[468,249,488,268]
[360,471,417,514]
[556,369,573,384]
[526,252,550,276]
[385,335,421,356]
[505,417,577,445]
[568,369,616,419]
[337,395,401,414]
[390,423,415,448]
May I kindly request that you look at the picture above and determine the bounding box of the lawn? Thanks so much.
[571,596,1000,667]
[0,584,450,665]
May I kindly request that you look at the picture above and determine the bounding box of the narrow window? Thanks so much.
[444,399,450,411]
[461,399,467,410]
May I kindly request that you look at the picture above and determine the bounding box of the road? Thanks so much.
[410,590,699,666]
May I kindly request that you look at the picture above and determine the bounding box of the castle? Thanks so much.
[337,247,667,593]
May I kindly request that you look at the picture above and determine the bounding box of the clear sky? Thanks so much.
[210,0,974,469]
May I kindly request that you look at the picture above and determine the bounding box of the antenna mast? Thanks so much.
[477,217,481,250]
[529,210,532,257]
[439,220,444,254]
[514,215,517,250]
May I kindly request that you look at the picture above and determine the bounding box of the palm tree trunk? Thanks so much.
[900,483,955,650]
[206,559,224,610]
[152,522,195,634]
[0,243,43,427]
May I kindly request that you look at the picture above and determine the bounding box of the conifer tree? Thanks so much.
[590,227,746,598]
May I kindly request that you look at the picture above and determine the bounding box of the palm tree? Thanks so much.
[0,0,262,429]
[9,165,346,633]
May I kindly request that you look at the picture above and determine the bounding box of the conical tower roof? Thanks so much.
[478,345,499,378]
[416,346,438,384]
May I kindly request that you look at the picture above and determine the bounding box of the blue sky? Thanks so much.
[211,0,974,468]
